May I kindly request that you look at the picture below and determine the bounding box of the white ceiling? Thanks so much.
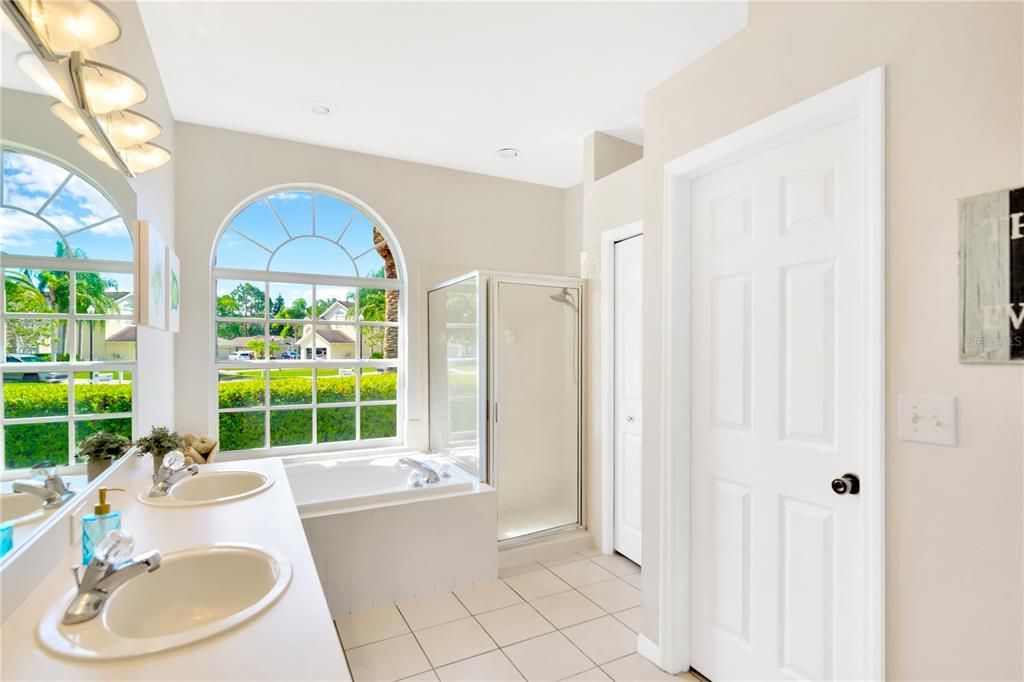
[6,2,748,188]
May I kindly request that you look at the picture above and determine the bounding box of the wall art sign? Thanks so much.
[960,186,1024,362]
[137,220,166,330]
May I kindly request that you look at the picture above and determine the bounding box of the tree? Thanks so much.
[270,293,285,318]
[372,228,399,360]
[245,338,280,359]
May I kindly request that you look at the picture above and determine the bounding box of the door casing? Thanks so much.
[649,66,885,677]
[600,221,644,556]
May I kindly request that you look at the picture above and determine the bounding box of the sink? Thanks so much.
[0,492,46,526]
[38,544,292,660]
[137,470,273,507]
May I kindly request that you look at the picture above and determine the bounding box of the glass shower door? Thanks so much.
[493,279,581,541]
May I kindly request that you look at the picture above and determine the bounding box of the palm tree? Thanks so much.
[372,227,399,360]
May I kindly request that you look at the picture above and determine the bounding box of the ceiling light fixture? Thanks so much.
[5,3,171,177]
[3,0,121,61]
[496,147,521,159]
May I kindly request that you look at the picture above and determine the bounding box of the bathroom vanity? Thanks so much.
[0,456,348,680]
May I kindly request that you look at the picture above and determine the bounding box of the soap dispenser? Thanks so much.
[82,487,124,565]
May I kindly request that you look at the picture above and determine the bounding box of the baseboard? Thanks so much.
[497,528,595,568]
[637,634,661,667]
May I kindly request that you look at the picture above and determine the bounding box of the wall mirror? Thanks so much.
[1,88,139,570]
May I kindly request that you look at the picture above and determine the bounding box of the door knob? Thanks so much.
[831,473,860,495]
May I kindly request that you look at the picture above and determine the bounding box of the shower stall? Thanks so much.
[428,271,582,543]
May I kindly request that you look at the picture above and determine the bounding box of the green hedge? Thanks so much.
[4,373,396,465]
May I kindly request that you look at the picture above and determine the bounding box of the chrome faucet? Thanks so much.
[148,450,198,497]
[399,457,440,485]
[12,461,74,508]
[63,530,161,625]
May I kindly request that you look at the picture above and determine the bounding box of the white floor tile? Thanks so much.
[434,650,524,681]
[347,633,432,682]
[529,590,605,629]
[398,592,470,631]
[455,579,523,614]
[549,559,617,588]
[578,579,642,613]
[613,606,642,633]
[336,605,410,649]
[414,617,497,668]
[564,668,613,681]
[476,602,555,646]
[601,653,678,681]
[579,547,603,558]
[561,616,637,664]
[499,562,543,578]
[502,632,593,681]
[622,572,643,590]
[503,568,573,601]
[589,554,641,577]
[398,672,439,681]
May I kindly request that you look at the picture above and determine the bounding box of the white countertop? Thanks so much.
[1,457,350,681]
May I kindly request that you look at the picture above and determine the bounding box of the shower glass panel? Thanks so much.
[427,273,485,478]
[427,271,582,543]
[493,279,581,541]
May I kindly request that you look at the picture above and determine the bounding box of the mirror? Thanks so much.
[1,87,139,566]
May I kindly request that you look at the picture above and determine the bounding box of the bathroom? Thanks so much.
[2,1,1024,681]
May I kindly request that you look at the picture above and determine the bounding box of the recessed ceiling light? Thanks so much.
[309,102,331,115]
[496,147,520,159]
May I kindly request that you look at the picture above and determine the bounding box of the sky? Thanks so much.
[1,151,133,260]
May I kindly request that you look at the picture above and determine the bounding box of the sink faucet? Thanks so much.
[148,450,199,497]
[12,461,74,508]
[63,530,161,625]
[399,457,440,485]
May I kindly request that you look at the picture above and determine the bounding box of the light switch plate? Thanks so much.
[898,395,957,446]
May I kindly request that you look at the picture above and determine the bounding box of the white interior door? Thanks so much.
[614,235,643,563]
[690,118,868,680]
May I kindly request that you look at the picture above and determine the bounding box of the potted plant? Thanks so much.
[135,426,184,475]
[79,431,131,481]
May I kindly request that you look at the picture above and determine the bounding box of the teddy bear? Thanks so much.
[182,432,219,466]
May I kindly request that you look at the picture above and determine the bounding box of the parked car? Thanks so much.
[4,354,68,383]
[227,350,256,361]
[279,351,299,360]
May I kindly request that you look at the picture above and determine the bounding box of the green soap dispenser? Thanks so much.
[82,487,124,565]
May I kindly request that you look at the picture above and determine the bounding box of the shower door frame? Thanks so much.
[488,272,584,545]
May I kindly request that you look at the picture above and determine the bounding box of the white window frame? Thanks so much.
[209,184,407,461]
[0,146,137,476]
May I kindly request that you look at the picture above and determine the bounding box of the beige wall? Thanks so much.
[173,123,568,447]
[637,2,1024,679]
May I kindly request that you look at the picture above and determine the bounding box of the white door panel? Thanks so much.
[691,119,865,680]
[614,234,643,563]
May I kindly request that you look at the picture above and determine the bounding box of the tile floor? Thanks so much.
[335,551,698,681]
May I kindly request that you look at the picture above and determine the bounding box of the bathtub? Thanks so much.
[287,453,479,516]
[288,452,497,615]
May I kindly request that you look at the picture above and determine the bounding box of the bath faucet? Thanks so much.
[148,450,199,497]
[11,461,74,508]
[63,530,161,625]
[400,457,440,485]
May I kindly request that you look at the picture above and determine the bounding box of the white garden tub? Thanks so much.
[287,452,497,615]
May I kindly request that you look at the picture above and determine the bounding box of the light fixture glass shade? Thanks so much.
[121,142,170,173]
[50,101,93,138]
[15,0,121,54]
[16,52,70,104]
[77,134,117,169]
[97,109,161,147]
[78,136,171,174]
[79,59,146,114]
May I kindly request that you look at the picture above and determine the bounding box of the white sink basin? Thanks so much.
[137,470,273,507]
[0,492,46,526]
[38,544,292,660]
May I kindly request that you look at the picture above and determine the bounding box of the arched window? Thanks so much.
[1,148,136,471]
[212,187,404,455]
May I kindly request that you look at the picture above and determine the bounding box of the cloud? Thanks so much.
[0,208,61,252]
